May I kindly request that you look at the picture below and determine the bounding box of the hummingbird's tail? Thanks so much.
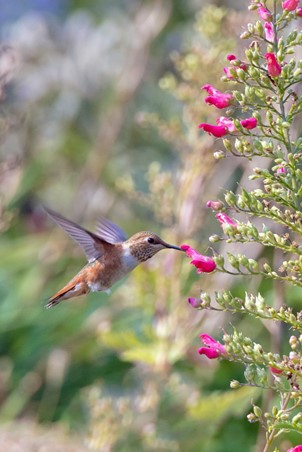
[46,280,89,308]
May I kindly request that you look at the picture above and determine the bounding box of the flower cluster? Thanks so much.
[199,82,258,137]
[181,1,302,448]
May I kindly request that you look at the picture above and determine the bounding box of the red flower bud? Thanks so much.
[257,4,272,21]
[240,117,258,129]
[282,0,299,11]
[265,53,281,77]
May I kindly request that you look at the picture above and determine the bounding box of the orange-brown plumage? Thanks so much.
[45,207,183,308]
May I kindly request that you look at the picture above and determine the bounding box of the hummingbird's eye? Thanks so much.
[147,237,155,244]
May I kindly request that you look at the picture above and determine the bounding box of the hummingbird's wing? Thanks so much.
[44,207,108,262]
[95,217,127,244]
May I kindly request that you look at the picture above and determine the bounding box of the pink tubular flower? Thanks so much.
[257,4,272,21]
[240,117,258,129]
[282,0,299,11]
[181,244,216,274]
[216,116,236,132]
[201,84,233,109]
[264,22,274,42]
[216,213,237,229]
[198,334,226,359]
[198,123,228,138]
[226,54,236,61]
[288,447,302,452]
[265,53,282,77]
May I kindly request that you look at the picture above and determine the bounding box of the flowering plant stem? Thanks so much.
[187,1,302,450]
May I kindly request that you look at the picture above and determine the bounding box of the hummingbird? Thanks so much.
[45,207,183,308]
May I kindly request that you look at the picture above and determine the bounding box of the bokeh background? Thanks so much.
[1,0,299,451]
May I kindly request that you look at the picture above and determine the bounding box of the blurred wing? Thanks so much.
[95,216,127,244]
[44,207,106,262]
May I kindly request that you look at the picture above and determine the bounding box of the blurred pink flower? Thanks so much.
[198,334,226,359]
[217,116,236,132]
[265,53,281,77]
[282,0,299,11]
[288,446,302,452]
[258,4,272,21]
[181,244,216,274]
[188,297,200,308]
[297,7,302,15]
[240,117,258,129]
[276,166,286,174]
[216,213,237,228]
[201,84,233,109]
[206,200,224,211]
[270,366,283,375]
[198,123,228,137]
[264,22,274,42]
[226,54,236,61]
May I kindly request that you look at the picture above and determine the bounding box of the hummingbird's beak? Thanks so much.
[164,243,184,251]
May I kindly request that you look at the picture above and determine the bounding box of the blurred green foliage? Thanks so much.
[0,0,290,451]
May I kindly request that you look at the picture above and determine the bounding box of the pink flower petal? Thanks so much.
[198,333,226,359]
[206,200,223,211]
[226,54,236,61]
[265,53,281,77]
[198,123,228,137]
[270,366,283,375]
[240,117,258,129]
[217,116,237,132]
[198,347,221,359]
[188,297,200,308]
[204,94,233,109]
[258,4,273,21]
[215,213,237,228]
[264,22,274,42]
[282,0,299,11]
[276,166,286,174]
[297,7,302,16]
[201,84,233,109]
[181,245,216,274]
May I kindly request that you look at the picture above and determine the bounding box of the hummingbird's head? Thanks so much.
[127,231,182,262]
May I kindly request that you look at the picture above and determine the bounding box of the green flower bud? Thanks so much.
[214,255,225,267]
[289,334,297,344]
[213,151,225,160]
[240,31,251,40]
[227,253,240,270]
[230,380,241,389]
[255,21,264,36]
[223,139,233,153]
[253,406,262,418]
[209,234,221,243]
[293,413,302,425]
[263,262,272,273]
